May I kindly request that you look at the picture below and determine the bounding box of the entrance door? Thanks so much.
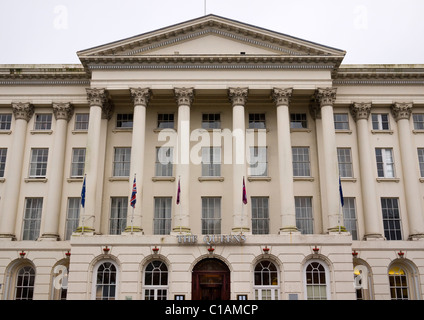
[192,258,230,300]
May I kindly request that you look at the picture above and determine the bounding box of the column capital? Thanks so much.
[392,102,413,121]
[315,87,337,107]
[350,102,372,121]
[174,87,194,106]
[272,88,293,106]
[53,102,74,121]
[228,87,248,106]
[86,88,107,107]
[130,87,151,107]
[12,102,34,122]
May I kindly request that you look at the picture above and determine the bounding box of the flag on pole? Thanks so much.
[339,176,344,207]
[130,175,137,208]
[242,177,247,204]
[176,177,181,204]
[81,175,86,208]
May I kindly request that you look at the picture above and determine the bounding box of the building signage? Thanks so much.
[177,234,246,245]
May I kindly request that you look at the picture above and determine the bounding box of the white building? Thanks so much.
[0,15,423,300]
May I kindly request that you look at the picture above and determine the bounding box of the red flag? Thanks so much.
[130,175,137,208]
[176,178,181,204]
[242,177,247,204]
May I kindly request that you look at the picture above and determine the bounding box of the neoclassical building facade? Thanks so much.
[0,15,423,300]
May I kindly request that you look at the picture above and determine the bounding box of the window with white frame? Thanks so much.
[144,261,168,300]
[201,147,221,177]
[201,197,221,234]
[371,113,390,130]
[249,147,267,176]
[74,113,89,131]
[202,113,221,129]
[354,264,372,300]
[418,148,424,177]
[342,197,358,240]
[29,148,48,178]
[249,113,266,129]
[154,197,172,235]
[251,197,269,234]
[110,197,128,235]
[113,147,131,177]
[381,198,402,240]
[0,114,12,130]
[389,266,409,300]
[305,260,330,300]
[333,113,350,130]
[155,147,173,177]
[290,113,307,129]
[51,262,69,300]
[93,261,117,300]
[292,147,311,177]
[22,198,43,240]
[71,148,85,178]
[412,114,424,130]
[0,148,7,177]
[157,114,174,129]
[254,261,279,300]
[65,198,80,240]
[337,148,353,178]
[34,114,52,130]
[295,197,313,234]
[116,113,133,128]
[375,148,395,178]
[15,265,36,300]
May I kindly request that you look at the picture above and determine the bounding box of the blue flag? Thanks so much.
[339,176,344,207]
[81,175,86,208]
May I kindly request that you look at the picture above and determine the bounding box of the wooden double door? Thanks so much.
[192,258,230,300]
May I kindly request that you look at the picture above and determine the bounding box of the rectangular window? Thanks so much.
[34,114,52,130]
[201,147,221,177]
[372,113,390,130]
[249,147,268,176]
[290,113,307,129]
[202,113,221,129]
[154,197,172,235]
[381,198,402,240]
[155,147,173,177]
[157,114,174,129]
[110,197,128,235]
[295,197,313,234]
[292,147,311,177]
[418,148,424,177]
[113,147,131,177]
[74,113,89,131]
[249,113,266,129]
[251,197,269,234]
[412,114,424,130]
[116,114,133,128]
[29,148,48,178]
[0,148,7,177]
[0,114,12,130]
[334,113,349,130]
[22,198,43,240]
[337,148,353,178]
[375,148,395,178]
[65,198,80,240]
[342,198,358,240]
[71,148,86,178]
[202,197,221,234]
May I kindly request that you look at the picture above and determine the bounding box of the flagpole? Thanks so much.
[338,176,344,234]
[80,174,86,235]
[179,176,182,234]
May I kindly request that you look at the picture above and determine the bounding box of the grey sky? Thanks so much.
[0,0,423,65]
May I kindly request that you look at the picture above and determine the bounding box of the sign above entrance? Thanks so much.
[176,234,246,245]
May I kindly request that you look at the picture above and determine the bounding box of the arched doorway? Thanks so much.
[192,258,230,300]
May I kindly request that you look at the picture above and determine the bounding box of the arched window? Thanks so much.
[353,263,373,300]
[93,261,117,300]
[51,262,69,300]
[305,260,330,300]
[389,266,409,300]
[15,266,35,300]
[144,260,168,300]
[254,260,279,300]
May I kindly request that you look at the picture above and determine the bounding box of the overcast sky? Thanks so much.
[1,0,423,65]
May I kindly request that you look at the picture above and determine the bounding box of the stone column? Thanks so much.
[77,88,111,233]
[272,88,298,233]
[41,103,73,240]
[314,88,344,232]
[173,87,194,234]
[124,88,151,234]
[392,102,424,240]
[228,87,250,234]
[350,102,384,239]
[0,103,33,240]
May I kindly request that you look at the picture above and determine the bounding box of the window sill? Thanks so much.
[413,130,424,134]
[198,176,224,182]
[112,128,133,133]
[247,176,271,182]
[371,130,393,135]
[25,178,47,183]
[109,177,129,182]
[335,130,352,134]
[152,176,175,182]
[67,177,84,182]
[290,128,312,133]
[153,128,176,133]
[30,130,53,135]
[0,177,5,183]
[246,128,269,133]
[294,176,314,182]
[340,177,357,183]
[420,178,424,183]
[71,130,88,134]
[0,130,12,135]
[376,178,400,183]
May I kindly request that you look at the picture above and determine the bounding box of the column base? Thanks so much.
[408,234,424,241]
[74,226,95,235]
[327,226,348,233]
[123,226,144,234]
[231,227,251,235]
[171,226,191,235]
[364,233,385,240]
[39,233,60,241]
[279,226,300,234]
